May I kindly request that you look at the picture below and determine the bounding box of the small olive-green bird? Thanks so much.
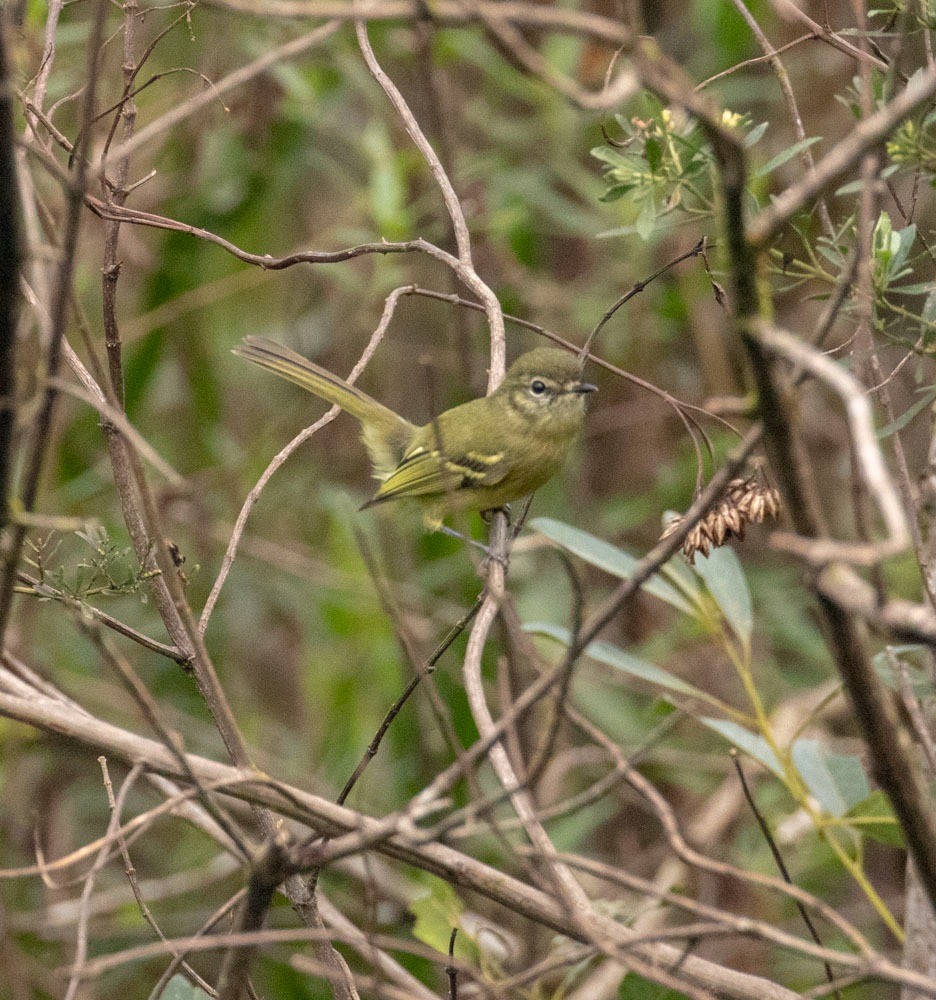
[234,337,596,530]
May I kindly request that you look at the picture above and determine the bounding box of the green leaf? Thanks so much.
[599,183,636,203]
[872,645,934,698]
[635,199,657,241]
[591,145,630,167]
[791,739,869,816]
[922,290,936,351]
[691,546,752,647]
[744,121,769,148]
[844,790,906,848]
[872,210,893,258]
[892,222,918,276]
[753,136,823,179]
[620,972,692,999]
[162,977,213,1000]
[530,518,696,614]
[835,163,898,195]
[525,622,712,701]
[876,385,936,438]
[411,877,475,958]
[699,718,783,777]
[644,137,663,173]
[871,211,916,288]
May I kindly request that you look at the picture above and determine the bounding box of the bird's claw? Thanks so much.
[479,548,509,575]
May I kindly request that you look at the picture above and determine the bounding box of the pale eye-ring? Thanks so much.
[530,379,547,396]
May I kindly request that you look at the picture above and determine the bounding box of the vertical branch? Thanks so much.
[23,0,64,146]
[705,119,826,538]
[698,54,936,919]
[216,834,292,1000]
[0,16,21,535]
[0,0,109,646]
[100,0,139,405]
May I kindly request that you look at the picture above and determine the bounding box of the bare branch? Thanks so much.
[0,0,109,645]
[98,22,342,175]
[752,319,910,563]
[0,685,817,1000]
[749,64,936,246]
[0,18,21,538]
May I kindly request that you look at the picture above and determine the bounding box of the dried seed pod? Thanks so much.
[657,472,783,562]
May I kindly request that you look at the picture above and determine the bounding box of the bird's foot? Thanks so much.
[439,525,489,554]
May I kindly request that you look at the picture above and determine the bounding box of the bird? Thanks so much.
[234,336,596,531]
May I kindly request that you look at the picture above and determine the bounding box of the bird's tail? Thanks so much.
[233,336,414,475]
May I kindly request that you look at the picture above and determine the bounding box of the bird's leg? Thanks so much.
[439,525,490,554]
[438,525,510,571]
[480,504,511,526]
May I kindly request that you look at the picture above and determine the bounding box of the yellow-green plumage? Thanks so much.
[234,337,596,530]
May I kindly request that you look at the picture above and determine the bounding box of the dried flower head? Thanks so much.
[660,477,782,563]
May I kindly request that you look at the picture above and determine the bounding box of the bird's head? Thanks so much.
[500,347,597,429]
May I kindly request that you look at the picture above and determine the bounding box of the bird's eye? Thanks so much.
[530,379,547,396]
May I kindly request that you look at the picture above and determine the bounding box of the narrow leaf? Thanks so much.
[699,717,783,777]
[410,877,477,959]
[163,978,213,1000]
[530,518,695,614]
[922,290,936,351]
[744,121,769,148]
[525,622,711,700]
[835,163,898,195]
[620,973,691,999]
[692,546,752,647]
[753,136,822,179]
[635,199,657,241]
[599,183,635,203]
[876,386,936,438]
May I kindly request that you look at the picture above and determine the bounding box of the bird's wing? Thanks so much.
[361,442,510,507]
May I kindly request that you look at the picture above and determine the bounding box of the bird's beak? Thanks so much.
[572,381,598,394]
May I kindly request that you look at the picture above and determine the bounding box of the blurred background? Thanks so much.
[4,0,935,996]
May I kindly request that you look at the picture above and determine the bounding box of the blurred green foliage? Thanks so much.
[5,0,936,997]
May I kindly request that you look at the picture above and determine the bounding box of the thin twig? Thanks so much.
[65,759,145,1000]
[753,319,910,563]
[0,684,898,1000]
[147,889,247,1000]
[402,284,741,437]
[200,283,408,633]
[77,616,252,857]
[749,63,936,246]
[730,751,839,995]
[582,237,708,357]
[96,23,342,175]
[727,0,834,237]
[336,593,484,807]
[353,3,506,387]
[104,760,218,997]
[15,570,186,662]
[446,927,458,1000]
